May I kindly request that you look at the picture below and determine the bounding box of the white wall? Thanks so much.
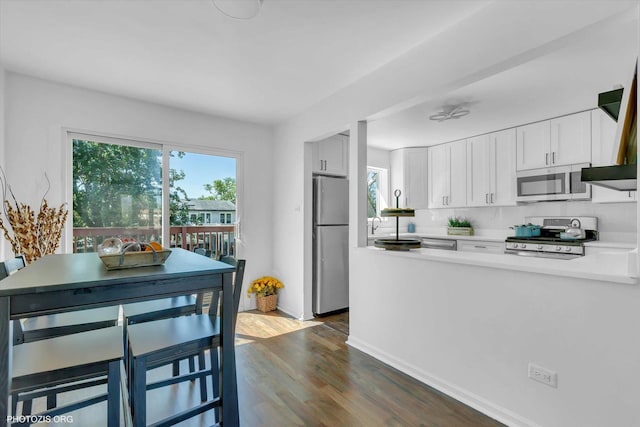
[348,249,640,427]
[366,146,389,170]
[3,72,274,311]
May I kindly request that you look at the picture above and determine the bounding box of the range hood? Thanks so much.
[581,67,637,192]
[581,164,636,191]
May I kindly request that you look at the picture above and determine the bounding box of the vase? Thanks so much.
[256,294,277,312]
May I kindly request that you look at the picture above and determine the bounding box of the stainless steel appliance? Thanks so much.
[505,216,598,259]
[516,163,591,202]
[421,237,457,251]
[313,176,349,316]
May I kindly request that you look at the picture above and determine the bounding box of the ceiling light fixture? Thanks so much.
[429,104,470,122]
[211,0,263,20]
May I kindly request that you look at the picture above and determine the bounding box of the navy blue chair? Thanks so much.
[126,256,245,426]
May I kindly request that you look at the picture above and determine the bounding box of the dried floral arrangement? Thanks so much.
[0,167,68,264]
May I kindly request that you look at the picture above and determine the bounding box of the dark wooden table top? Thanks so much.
[0,249,235,296]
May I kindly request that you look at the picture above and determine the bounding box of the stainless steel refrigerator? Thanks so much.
[313,176,349,316]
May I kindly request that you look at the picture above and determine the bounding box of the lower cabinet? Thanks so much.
[457,239,505,254]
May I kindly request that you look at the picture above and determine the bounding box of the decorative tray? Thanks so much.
[99,249,172,270]
[98,239,171,270]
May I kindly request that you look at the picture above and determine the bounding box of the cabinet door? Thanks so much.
[311,141,323,174]
[449,140,467,207]
[428,144,449,208]
[404,148,429,209]
[550,111,591,166]
[590,109,636,203]
[389,149,405,203]
[491,128,517,206]
[516,121,550,170]
[466,135,491,207]
[320,135,348,176]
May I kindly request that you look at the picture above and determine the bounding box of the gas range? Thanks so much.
[504,216,598,260]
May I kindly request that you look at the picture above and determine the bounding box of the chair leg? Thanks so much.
[172,360,180,377]
[21,398,32,416]
[132,356,147,427]
[46,392,57,410]
[189,355,196,373]
[107,361,120,427]
[11,393,17,416]
[210,348,220,423]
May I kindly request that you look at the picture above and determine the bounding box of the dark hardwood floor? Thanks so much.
[27,310,504,426]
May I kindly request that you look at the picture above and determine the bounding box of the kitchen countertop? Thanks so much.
[361,245,637,285]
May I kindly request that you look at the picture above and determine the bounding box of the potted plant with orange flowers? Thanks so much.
[247,276,284,312]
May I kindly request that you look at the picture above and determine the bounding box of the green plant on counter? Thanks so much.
[448,217,472,228]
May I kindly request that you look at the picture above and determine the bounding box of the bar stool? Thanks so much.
[1,257,122,418]
[126,257,245,426]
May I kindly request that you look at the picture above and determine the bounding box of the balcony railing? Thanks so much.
[73,225,235,258]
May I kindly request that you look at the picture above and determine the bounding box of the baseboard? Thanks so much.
[346,336,540,427]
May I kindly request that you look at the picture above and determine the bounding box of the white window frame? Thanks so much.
[366,166,389,220]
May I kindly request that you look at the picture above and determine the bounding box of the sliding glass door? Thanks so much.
[70,134,238,257]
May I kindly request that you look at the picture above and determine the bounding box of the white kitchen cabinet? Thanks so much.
[590,108,636,203]
[466,129,516,207]
[389,148,428,209]
[457,239,505,254]
[516,111,591,171]
[516,120,550,170]
[312,134,348,176]
[428,140,466,208]
[550,111,591,166]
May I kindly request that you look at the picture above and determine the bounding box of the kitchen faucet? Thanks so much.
[371,216,381,234]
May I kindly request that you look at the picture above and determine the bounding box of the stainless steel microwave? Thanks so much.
[516,163,591,202]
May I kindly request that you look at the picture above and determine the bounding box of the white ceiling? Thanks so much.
[368,10,639,150]
[0,0,488,125]
[0,1,637,151]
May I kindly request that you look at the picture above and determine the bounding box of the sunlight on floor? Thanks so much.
[235,311,322,344]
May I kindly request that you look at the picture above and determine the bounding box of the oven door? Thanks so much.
[516,166,571,202]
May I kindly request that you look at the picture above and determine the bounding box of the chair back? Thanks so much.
[219,256,246,317]
[1,255,26,279]
[0,256,27,345]
[194,248,207,256]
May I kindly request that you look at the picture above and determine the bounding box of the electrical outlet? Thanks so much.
[528,363,558,388]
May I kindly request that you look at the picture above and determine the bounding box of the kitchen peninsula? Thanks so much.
[348,239,639,427]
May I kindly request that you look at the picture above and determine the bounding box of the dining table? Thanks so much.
[0,248,239,426]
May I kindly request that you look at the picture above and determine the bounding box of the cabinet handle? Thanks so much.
[485,193,489,204]
[474,245,487,249]
[320,160,323,170]
[552,151,556,164]
[442,196,445,206]
[324,160,327,170]
[490,193,494,203]
[545,153,549,165]
[446,196,449,205]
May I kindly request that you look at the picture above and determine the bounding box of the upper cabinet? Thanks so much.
[590,109,636,203]
[389,148,428,209]
[516,111,591,171]
[312,134,348,176]
[428,140,466,208]
[467,129,516,207]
